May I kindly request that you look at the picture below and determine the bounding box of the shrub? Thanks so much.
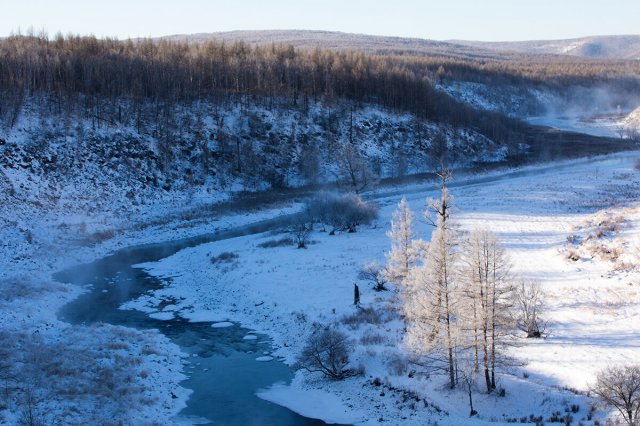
[566,249,580,261]
[358,261,388,291]
[295,326,353,380]
[360,331,385,346]
[210,251,239,264]
[291,220,311,249]
[341,307,383,329]
[257,237,294,248]
[514,280,547,338]
[305,192,378,233]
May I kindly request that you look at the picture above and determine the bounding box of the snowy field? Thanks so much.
[121,151,640,425]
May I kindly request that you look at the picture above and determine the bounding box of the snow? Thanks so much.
[255,356,274,362]
[211,321,234,328]
[257,383,368,424]
[149,311,175,320]
[526,114,623,138]
[114,149,638,424]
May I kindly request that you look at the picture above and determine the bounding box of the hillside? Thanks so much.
[160,29,515,61]
[161,30,640,60]
[452,35,640,60]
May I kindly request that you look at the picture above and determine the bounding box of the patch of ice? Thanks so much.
[211,321,234,328]
[149,312,174,321]
[257,383,366,424]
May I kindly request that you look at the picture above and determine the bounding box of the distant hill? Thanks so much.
[158,30,522,61]
[450,35,640,60]
[158,30,640,60]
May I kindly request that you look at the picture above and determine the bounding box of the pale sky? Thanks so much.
[1,0,639,42]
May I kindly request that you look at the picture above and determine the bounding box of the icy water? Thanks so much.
[55,221,328,426]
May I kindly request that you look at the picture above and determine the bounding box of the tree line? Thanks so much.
[0,33,529,144]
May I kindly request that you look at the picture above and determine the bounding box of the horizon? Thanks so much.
[5,28,640,45]
[2,0,640,42]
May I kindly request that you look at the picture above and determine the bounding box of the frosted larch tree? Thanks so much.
[404,169,460,389]
[385,198,419,287]
[462,229,513,393]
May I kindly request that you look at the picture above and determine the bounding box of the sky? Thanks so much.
[1,0,639,42]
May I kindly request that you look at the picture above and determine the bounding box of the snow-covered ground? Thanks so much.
[525,114,626,138]
[118,151,640,425]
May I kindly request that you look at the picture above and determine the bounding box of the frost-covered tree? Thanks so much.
[404,170,460,389]
[385,198,420,286]
[462,229,513,393]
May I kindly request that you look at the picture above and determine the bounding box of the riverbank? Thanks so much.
[127,151,640,424]
[2,150,640,424]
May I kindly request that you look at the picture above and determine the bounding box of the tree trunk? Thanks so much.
[448,347,455,389]
[483,327,491,393]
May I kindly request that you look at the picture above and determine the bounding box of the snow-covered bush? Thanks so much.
[305,192,378,233]
[295,326,353,380]
[0,323,176,425]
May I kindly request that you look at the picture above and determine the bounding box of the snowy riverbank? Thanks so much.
[121,151,640,425]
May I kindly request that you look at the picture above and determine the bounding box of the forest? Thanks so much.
[3,33,638,146]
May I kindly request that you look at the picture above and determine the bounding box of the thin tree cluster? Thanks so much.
[385,173,547,414]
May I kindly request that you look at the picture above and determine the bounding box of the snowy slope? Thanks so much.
[625,106,640,133]
[451,35,640,60]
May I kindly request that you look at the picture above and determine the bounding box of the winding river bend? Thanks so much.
[52,152,633,425]
[54,219,326,425]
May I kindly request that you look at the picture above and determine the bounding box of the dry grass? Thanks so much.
[257,237,294,248]
[210,251,239,264]
[0,323,173,424]
[566,208,638,271]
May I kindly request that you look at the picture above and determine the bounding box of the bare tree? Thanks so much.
[458,355,479,417]
[291,220,311,249]
[359,261,388,291]
[296,326,353,380]
[591,365,640,426]
[336,142,375,194]
[304,192,378,234]
[514,280,547,338]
